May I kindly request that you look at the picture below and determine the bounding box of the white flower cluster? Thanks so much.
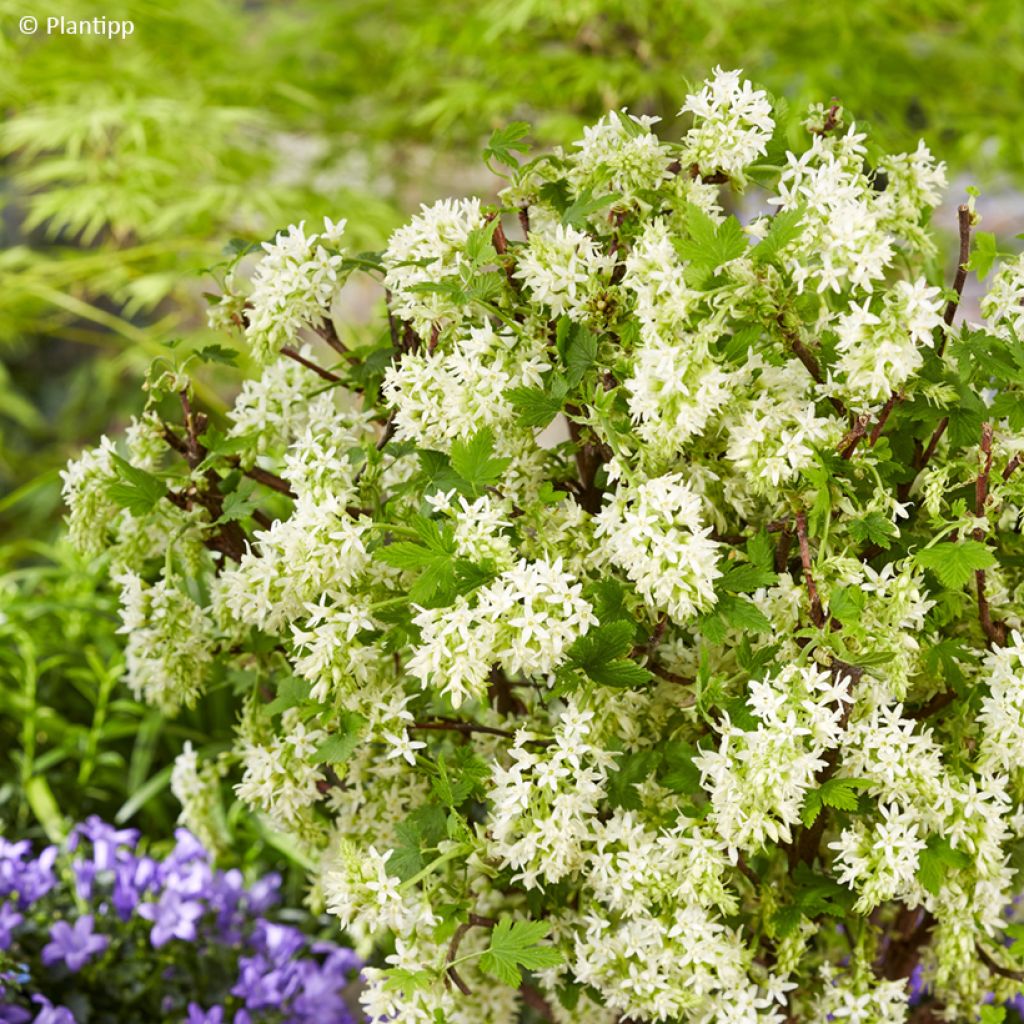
[981,251,1024,341]
[567,110,673,202]
[979,630,1024,774]
[382,197,489,333]
[235,707,327,834]
[115,571,215,713]
[60,436,121,557]
[488,700,615,887]
[595,473,720,624]
[216,495,369,633]
[680,66,774,181]
[382,322,549,450]
[772,127,943,296]
[833,278,944,409]
[514,223,616,323]
[695,664,851,855]
[725,358,837,490]
[810,965,909,1024]
[170,741,226,854]
[244,217,347,364]
[408,558,596,706]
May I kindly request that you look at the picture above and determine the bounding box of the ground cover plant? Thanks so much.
[0,819,361,1022]
[60,69,1024,1022]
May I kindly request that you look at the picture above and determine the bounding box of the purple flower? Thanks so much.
[0,904,23,951]
[184,1005,223,1024]
[2,847,57,908]
[41,915,108,972]
[72,862,96,902]
[245,873,280,914]
[0,1006,32,1024]
[70,818,138,872]
[137,890,205,947]
[29,997,75,1024]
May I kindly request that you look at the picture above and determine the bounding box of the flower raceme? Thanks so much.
[62,67,1024,1022]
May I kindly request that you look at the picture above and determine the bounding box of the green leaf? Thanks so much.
[312,712,367,764]
[676,205,748,285]
[568,622,652,688]
[818,777,872,812]
[718,563,777,593]
[658,742,701,794]
[716,594,772,634]
[194,343,238,366]
[915,540,996,590]
[449,428,511,496]
[966,231,998,280]
[479,917,563,988]
[561,186,620,229]
[217,483,260,523]
[916,834,971,896]
[751,207,805,265]
[265,676,312,716]
[828,587,865,623]
[979,1007,1006,1024]
[507,376,568,428]
[745,531,775,571]
[569,620,632,664]
[848,510,898,548]
[108,454,166,516]
[563,327,599,387]
[483,122,531,171]
[608,749,661,809]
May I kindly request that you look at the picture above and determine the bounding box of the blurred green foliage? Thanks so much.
[1,0,1022,843]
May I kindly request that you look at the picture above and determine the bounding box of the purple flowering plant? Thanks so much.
[0,819,361,1024]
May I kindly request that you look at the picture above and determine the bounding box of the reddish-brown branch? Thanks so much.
[977,942,1024,982]
[280,345,343,383]
[179,389,204,468]
[907,689,957,720]
[778,318,846,416]
[519,984,556,1021]
[410,718,516,739]
[313,318,353,360]
[938,204,973,352]
[238,464,296,498]
[1003,454,1022,482]
[774,526,794,573]
[880,908,934,981]
[838,415,869,459]
[445,913,497,994]
[518,206,530,238]
[869,392,900,446]
[795,511,825,627]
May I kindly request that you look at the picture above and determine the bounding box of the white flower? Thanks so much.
[244,219,346,364]
[595,473,721,623]
[680,67,774,181]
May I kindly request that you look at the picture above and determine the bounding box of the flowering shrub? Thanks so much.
[61,67,1024,1021]
[0,820,360,1022]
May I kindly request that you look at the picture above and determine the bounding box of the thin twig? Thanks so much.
[444,913,497,994]
[977,942,1024,982]
[838,415,869,459]
[938,204,973,351]
[410,719,516,739]
[280,345,343,384]
[795,511,824,627]
[869,392,900,446]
